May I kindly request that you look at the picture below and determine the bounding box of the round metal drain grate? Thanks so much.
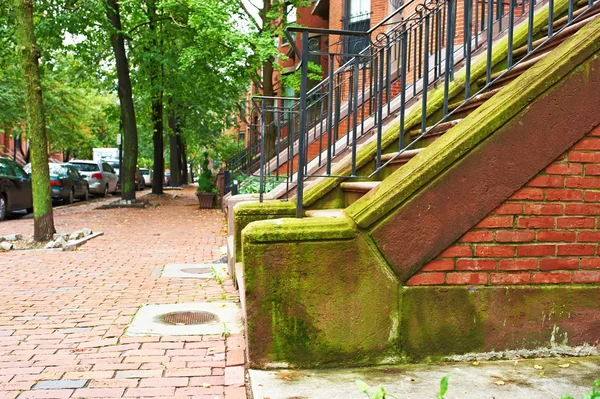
[159,311,218,326]
[181,267,213,275]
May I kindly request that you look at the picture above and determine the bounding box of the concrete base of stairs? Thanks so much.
[249,356,600,399]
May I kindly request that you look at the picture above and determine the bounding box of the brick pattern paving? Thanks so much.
[0,188,246,399]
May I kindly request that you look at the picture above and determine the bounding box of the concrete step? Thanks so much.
[408,120,464,139]
[340,181,381,193]
[448,88,504,114]
[305,209,346,218]
[380,148,425,164]
[340,181,382,207]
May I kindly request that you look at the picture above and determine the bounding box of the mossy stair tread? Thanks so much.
[340,182,382,193]
[447,87,504,112]
[381,148,425,162]
[407,121,463,138]
[305,209,346,218]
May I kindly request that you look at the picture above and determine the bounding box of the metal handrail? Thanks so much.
[251,0,599,218]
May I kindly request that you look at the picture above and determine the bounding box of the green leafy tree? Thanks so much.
[13,0,56,241]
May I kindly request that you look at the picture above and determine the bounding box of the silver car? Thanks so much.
[68,160,118,197]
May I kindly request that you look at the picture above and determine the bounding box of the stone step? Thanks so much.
[340,181,382,193]
[408,120,464,139]
[340,181,382,207]
[380,148,425,163]
[305,209,346,218]
[477,51,551,89]
[448,87,504,113]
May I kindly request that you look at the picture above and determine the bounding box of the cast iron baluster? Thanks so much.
[296,30,309,218]
[326,55,334,175]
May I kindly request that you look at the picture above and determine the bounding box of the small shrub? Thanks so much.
[235,173,285,194]
[197,151,217,194]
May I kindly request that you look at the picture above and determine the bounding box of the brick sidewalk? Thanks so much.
[0,188,247,399]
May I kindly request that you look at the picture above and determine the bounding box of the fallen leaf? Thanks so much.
[534,365,543,370]
[569,360,577,364]
[472,361,480,366]
[494,380,506,386]
[539,372,545,376]
[559,363,570,368]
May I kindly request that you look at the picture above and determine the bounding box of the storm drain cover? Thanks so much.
[126,303,243,336]
[161,263,227,279]
[181,267,213,275]
[160,311,218,326]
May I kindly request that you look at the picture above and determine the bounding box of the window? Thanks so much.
[103,163,113,173]
[344,0,371,56]
[286,3,297,24]
[49,164,69,178]
[282,3,297,46]
[282,82,295,121]
[348,0,370,20]
[70,162,99,172]
[239,130,246,143]
[0,159,14,177]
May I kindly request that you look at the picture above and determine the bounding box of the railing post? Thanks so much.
[296,30,309,218]
[259,99,265,203]
[352,56,360,175]
[399,28,408,151]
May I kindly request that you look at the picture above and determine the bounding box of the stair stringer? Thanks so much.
[355,17,600,282]
[241,17,600,367]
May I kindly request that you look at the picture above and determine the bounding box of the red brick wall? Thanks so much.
[407,126,600,286]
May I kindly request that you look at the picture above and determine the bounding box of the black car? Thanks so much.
[0,157,33,220]
[49,164,90,204]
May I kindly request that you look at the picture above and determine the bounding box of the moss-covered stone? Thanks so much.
[401,286,600,361]
[348,16,600,229]
[233,200,296,260]
[242,214,357,243]
[243,233,401,368]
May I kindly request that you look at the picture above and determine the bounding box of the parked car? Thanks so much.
[68,160,118,197]
[0,157,32,220]
[107,160,145,191]
[140,168,152,187]
[24,163,90,204]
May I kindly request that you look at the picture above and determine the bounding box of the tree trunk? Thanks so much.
[168,109,180,187]
[14,0,56,242]
[262,57,276,161]
[107,0,138,201]
[178,135,187,184]
[148,0,164,195]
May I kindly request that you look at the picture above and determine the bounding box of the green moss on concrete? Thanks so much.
[302,0,570,210]
[234,200,296,260]
[243,233,401,367]
[242,214,356,243]
[401,286,600,361]
[305,186,346,210]
[234,200,296,216]
[348,16,600,229]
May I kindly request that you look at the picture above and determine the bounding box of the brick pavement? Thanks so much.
[0,187,247,399]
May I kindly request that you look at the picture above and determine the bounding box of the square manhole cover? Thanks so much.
[161,264,227,279]
[126,303,243,336]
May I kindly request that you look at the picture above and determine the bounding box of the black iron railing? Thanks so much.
[249,0,599,216]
